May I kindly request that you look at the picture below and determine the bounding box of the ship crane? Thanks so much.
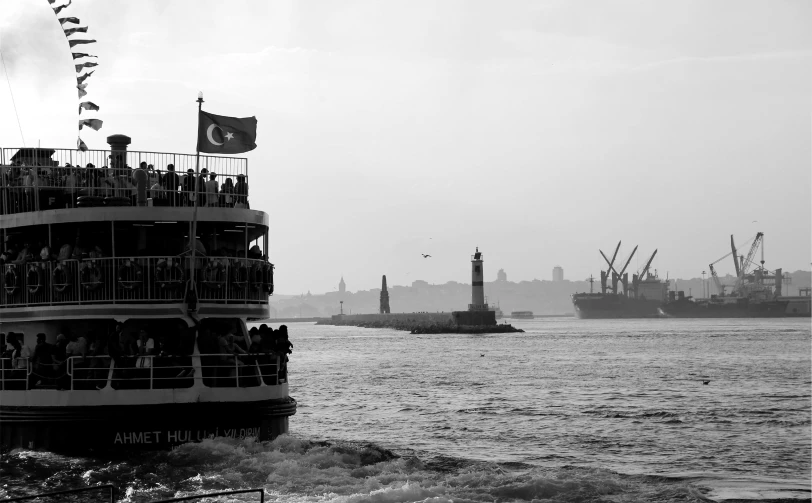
[707,233,760,296]
[600,243,637,294]
[637,249,657,280]
[618,246,639,278]
[730,235,740,277]
[735,232,764,295]
[599,241,623,278]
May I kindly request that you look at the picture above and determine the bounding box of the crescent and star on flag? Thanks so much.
[206,125,235,146]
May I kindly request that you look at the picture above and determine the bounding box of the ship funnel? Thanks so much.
[107,134,131,173]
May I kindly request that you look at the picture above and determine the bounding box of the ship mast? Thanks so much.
[187,92,205,313]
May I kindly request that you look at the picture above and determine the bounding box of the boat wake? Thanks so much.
[0,435,768,503]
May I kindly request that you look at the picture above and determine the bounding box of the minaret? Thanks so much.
[380,275,390,314]
[470,247,486,311]
[339,276,346,295]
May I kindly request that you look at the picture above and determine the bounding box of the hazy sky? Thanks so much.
[1,0,810,294]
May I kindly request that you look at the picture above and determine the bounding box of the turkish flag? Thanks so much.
[197,111,257,154]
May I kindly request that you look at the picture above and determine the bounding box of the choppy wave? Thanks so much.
[1,436,722,502]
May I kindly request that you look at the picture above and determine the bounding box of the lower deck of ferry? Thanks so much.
[0,316,296,451]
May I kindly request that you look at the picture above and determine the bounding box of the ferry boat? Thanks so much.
[510,311,534,319]
[0,140,296,452]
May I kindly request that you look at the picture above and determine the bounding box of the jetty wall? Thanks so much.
[327,313,453,325]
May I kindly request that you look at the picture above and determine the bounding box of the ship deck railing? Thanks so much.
[1,256,272,308]
[0,148,250,215]
[0,353,285,391]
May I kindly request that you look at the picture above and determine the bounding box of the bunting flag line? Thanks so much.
[75,62,98,72]
[79,101,100,114]
[68,39,96,48]
[63,26,88,36]
[79,119,103,131]
[48,0,102,148]
[76,70,94,85]
[53,1,72,15]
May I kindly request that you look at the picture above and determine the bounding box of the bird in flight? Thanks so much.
[422,254,431,258]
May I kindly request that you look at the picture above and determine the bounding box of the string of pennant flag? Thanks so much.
[47,0,101,151]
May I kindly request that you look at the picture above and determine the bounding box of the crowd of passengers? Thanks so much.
[0,235,267,267]
[0,161,248,212]
[1,323,291,390]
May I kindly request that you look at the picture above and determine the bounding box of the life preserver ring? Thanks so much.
[203,260,226,290]
[155,258,184,289]
[117,260,143,290]
[231,261,249,290]
[80,261,103,291]
[3,266,19,295]
[52,263,71,293]
[26,264,44,294]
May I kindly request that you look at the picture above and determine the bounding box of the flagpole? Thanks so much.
[188,92,204,312]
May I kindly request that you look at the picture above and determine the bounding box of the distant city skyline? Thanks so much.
[2,0,809,294]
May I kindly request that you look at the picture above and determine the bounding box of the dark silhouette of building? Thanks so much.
[497,268,507,281]
[553,266,564,282]
[339,276,346,295]
[380,275,390,314]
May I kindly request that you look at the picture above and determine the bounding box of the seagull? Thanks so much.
[422,254,431,258]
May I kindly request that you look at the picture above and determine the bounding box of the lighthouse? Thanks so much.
[470,247,487,311]
[452,247,496,326]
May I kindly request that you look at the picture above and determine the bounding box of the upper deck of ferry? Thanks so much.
[0,144,273,318]
[0,145,253,218]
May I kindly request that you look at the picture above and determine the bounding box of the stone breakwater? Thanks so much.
[317,313,524,334]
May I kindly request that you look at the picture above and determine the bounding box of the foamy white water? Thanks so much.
[2,318,810,502]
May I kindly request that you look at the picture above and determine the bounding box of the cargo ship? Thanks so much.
[0,137,296,452]
[571,241,668,319]
[659,232,811,318]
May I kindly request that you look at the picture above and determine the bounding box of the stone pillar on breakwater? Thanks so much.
[380,275,390,314]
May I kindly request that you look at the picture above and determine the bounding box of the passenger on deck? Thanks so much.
[182,169,195,206]
[57,241,73,261]
[218,326,247,384]
[135,328,155,370]
[31,333,54,385]
[87,333,109,389]
[12,242,32,264]
[276,325,292,380]
[197,168,208,207]
[39,245,51,262]
[7,334,30,370]
[205,172,219,207]
[52,334,69,390]
[234,174,248,208]
[164,164,180,206]
[220,177,234,207]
